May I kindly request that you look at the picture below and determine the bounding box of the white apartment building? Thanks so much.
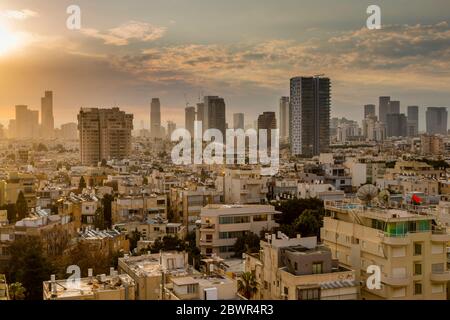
[221,168,269,205]
[321,201,450,300]
[198,204,279,258]
[245,233,358,300]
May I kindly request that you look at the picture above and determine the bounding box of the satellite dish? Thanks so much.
[378,189,390,206]
[357,184,379,205]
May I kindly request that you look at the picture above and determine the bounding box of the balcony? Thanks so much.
[430,271,450,282]
[431,232,450,242]
[200,224,215,232]
[382,275,409,287]
[379,233,410,246]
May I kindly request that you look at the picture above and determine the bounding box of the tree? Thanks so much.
[0,203,17,223]
[9,282,26,300]
[293,209,322,237]
[78,176,86,192]
[149,236,186,254]
[16,191,28,220]
[94,207,105,230]
[237,272,258,300]
[275,198,324,226]
[7,237,54,300]
[233,233,260,258]
[128,229,142,253]
[102,194,114,228]
[100,159,108,167]
[142,176,149,185]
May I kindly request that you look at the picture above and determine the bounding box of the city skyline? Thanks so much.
[1,0,450,129]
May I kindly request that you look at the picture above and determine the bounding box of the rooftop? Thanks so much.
[43,273,134,299]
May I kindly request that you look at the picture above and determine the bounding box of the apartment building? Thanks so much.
[0,172,37,208]
[163,274,238,300]
[78,107,133,166]
[198,204,279,258]
[43,271,135,300]
[112,194,167,224]
[170,186,221,232]
[118,251,193,300]
[221,168,269,204]
[115,217,186,246]
[77,227,129,256]
[321,201,450,299]
[245,233,358,300]
[0,274,8,300]
[58,194,99,228]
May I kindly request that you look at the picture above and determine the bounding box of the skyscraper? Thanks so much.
[203,96,226,135]
[279,97,290,141]
[258,111,277,151]
[386,113,407,137]
[78,107,133,166]
[379,96,391,124]
[15,105,39,139]
[150,98,161,139]
[185,106,196,136]
[233,113,244,130]
[407,106,419,137]
[426,107,448,135]
[290,76,331,156]
[41,91,54,139]
[167,121,176,138]
[364,104,376,119]
[389,100,400,114]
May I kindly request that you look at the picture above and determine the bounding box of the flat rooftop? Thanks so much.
[43,274,134,299]
[325,202,435,222]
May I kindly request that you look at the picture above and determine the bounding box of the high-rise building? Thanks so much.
[150,98,161,139]
[379,96,391,124]
[167,121,176,138]
[196,103,204,123]
[15,105,39,139]
[258,111,277,148]
[60,123,78,140]
[290,76,331,156]
[420,134,444,155]
[386,113,407,137]
[203,96,226,135]
[364,104,376,119]
[322,201,450,300]
[426,107,448,135]
[407,106,419,137]
[233,113,244,130]
[185,106,196,136]
[78,107,133,166]
[389,100,400,115]
[279,97,290,141]
[41,91,54,139]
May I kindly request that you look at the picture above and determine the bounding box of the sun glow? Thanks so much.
[0,23,20,55]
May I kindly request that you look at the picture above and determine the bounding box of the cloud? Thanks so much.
[81,21,166,46]
[1,9,38,20]
[103,21,450,95]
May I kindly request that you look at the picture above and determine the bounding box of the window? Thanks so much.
[294,262,298,271]
[297,288,320,300]
[187,284,197,294]
[414,282,422,295]
[414,263,422,275]
[312,262,323,274]
[414,243,422,256]
[219,216,250,224]
[253,214,268,222]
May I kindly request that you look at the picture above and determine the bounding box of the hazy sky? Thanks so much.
[0,0,449,131]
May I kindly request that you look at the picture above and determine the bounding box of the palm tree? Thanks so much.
[237,272,258,300]
[9,282,26,300]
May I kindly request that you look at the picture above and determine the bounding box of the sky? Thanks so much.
[0,0,449,131]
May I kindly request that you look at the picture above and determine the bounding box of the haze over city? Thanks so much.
[1,0,450,130]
